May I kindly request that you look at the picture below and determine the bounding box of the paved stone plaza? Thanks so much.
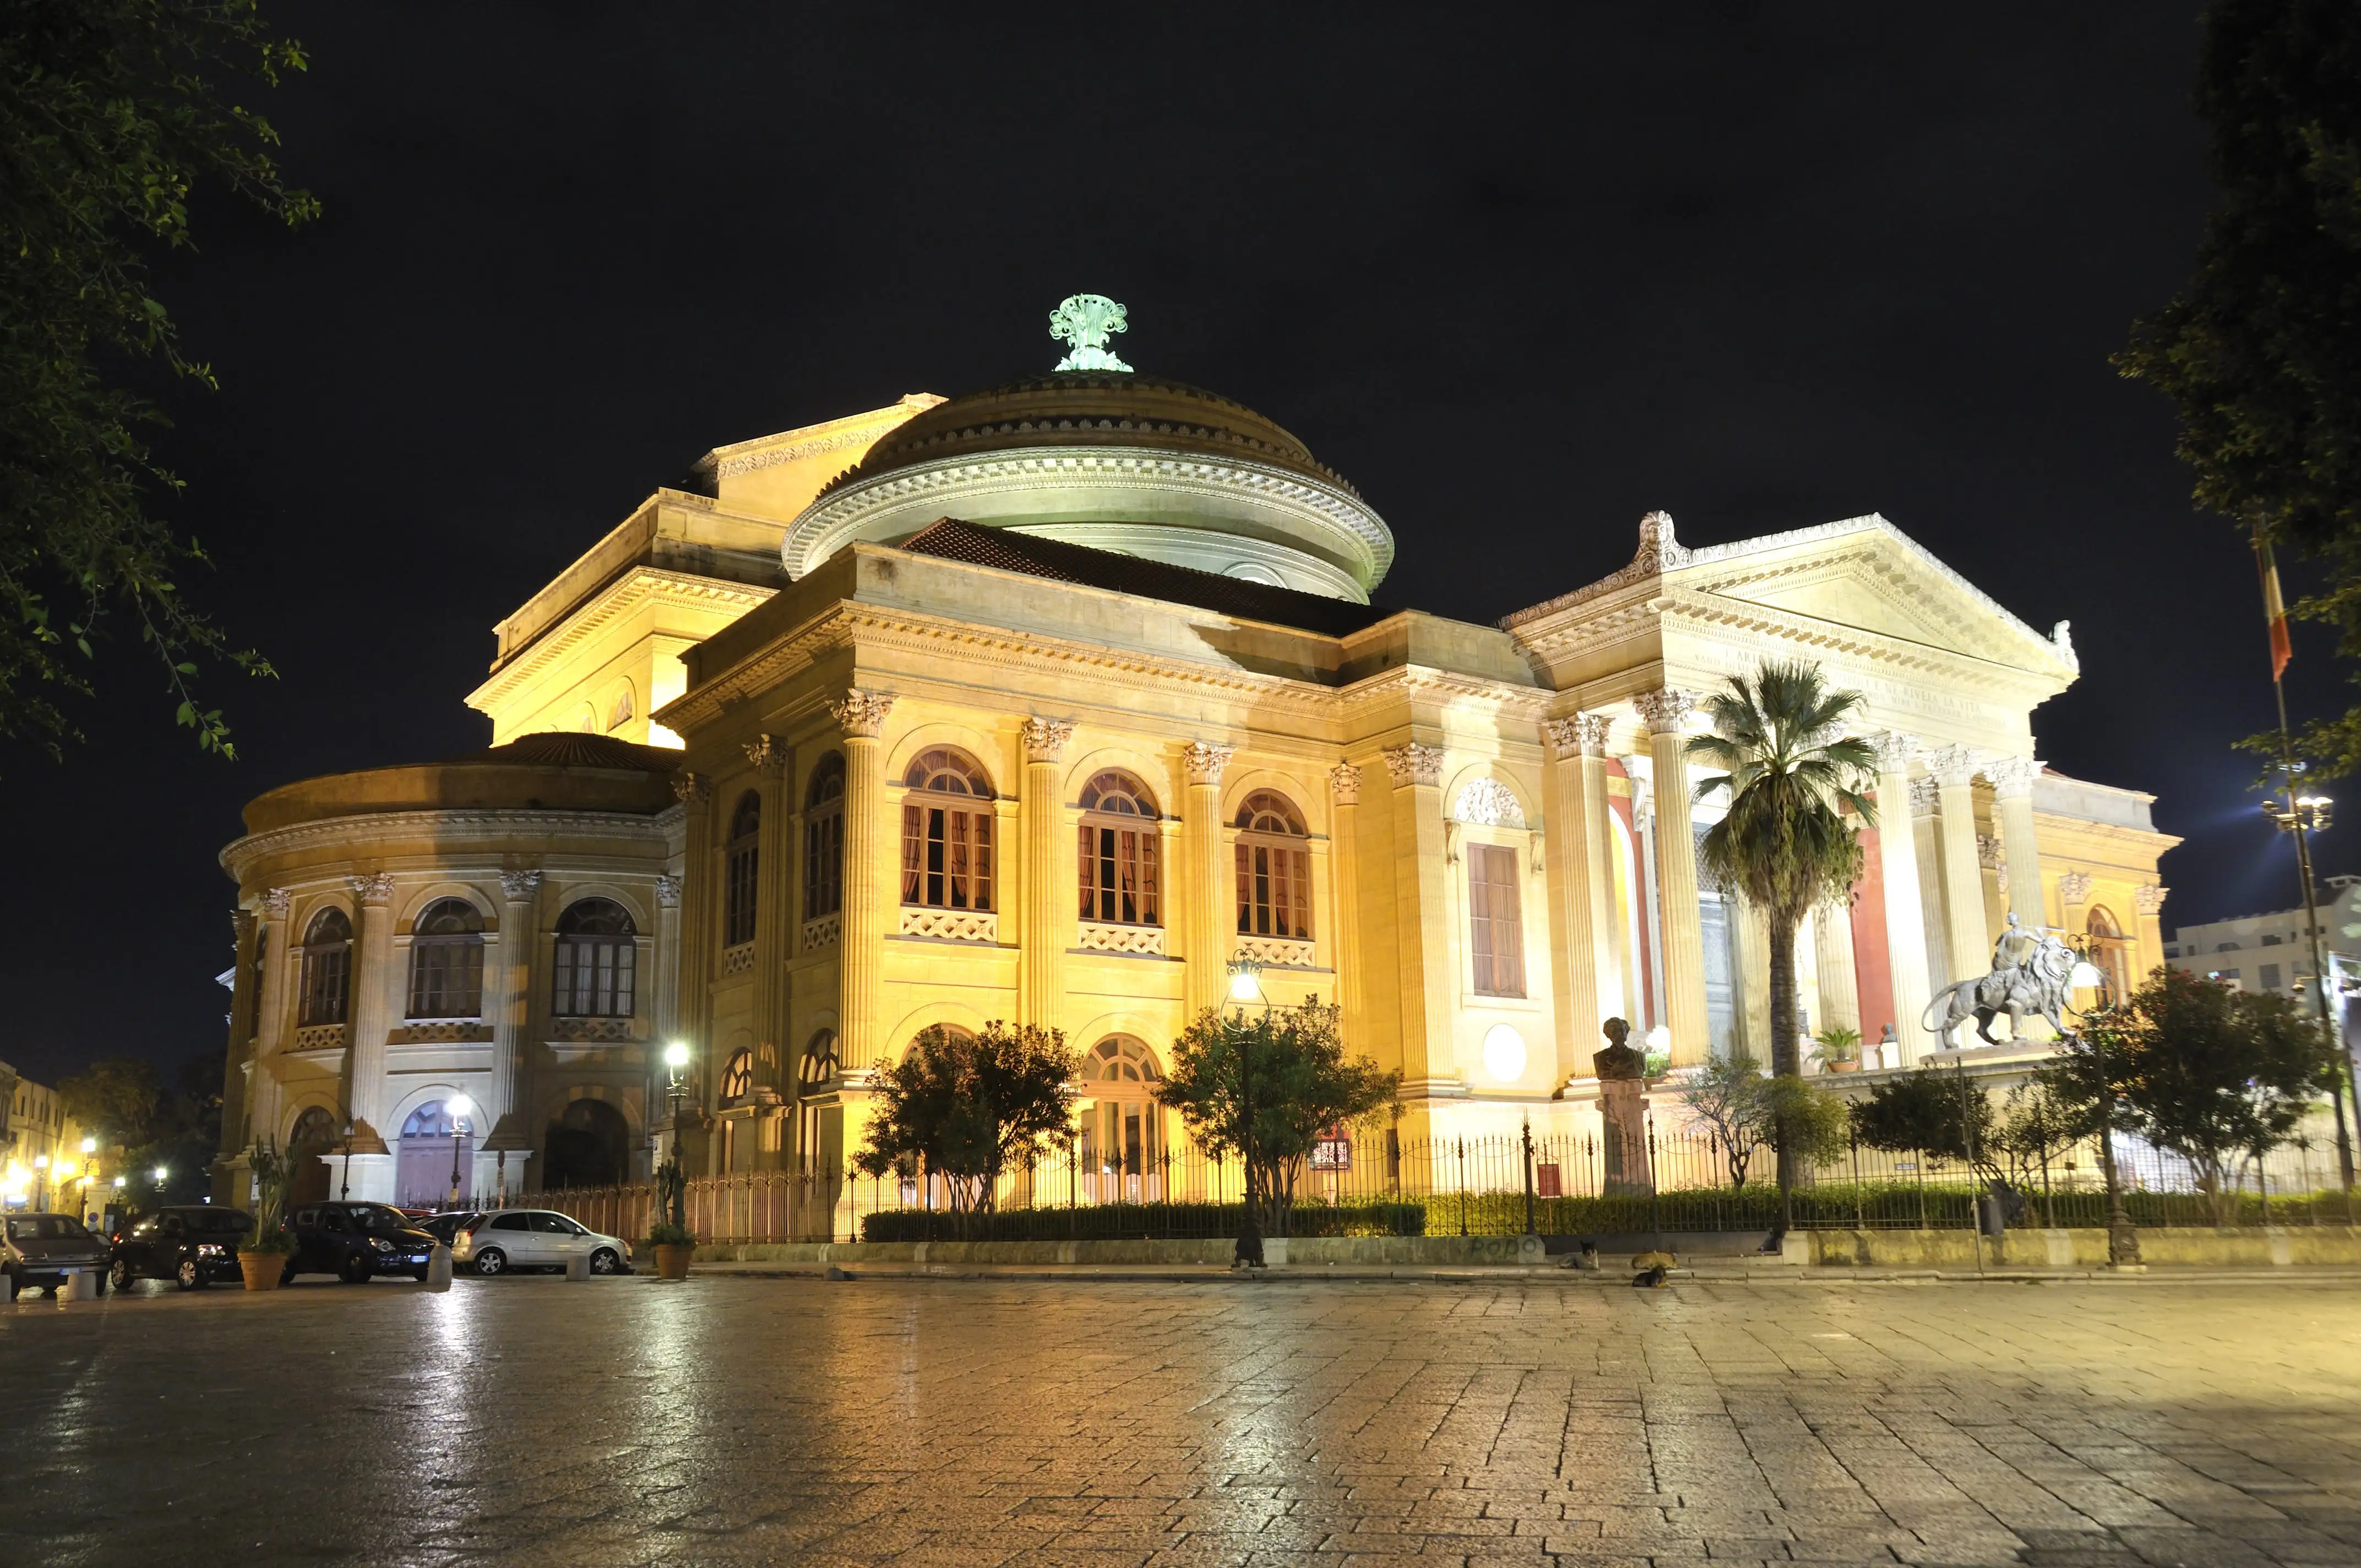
[3,1275,2359,1567]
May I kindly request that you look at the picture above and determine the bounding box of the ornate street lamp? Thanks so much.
[2262,781,2361,1190]
[445,1095,472,1207]
[340,1120,356,1202]
[663,1041,692,1146]
[1225,960,1268,1270]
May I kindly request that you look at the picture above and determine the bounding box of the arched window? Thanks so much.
[407,898,486,1019]
[298,908,353,1027]
[1078,771,1161,927]
[1234,791,1312,940]
[804,754,846,923]
[901,748,994,912]
[799,1032,839,1094]
[721,1049,754,1103]
[552,898,637,1017]
[797,1031,841,1175]
[1082,1035,1161,1087]
[1080,1037,1163,1185]
[2087,905,2133,1001]
[402,1100,470,1138]
[724,790,760,948]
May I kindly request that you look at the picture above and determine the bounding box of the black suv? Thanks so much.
[281,1202,438,1284]
[108,1206,252,1291]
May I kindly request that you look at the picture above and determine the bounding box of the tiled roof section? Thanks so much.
[890,519,1395,638]
[442,732,681,772]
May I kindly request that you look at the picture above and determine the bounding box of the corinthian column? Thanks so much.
[1329,763,1364,1039]
[345,873,397,1134]
[1870,734,1932,1066]
[1928,745,1992,988]
[745,733,792,1093]
[1811,898,1860,1036]
[488,869,542,1168]
[247,889,293,1152]
[671,770,715,1079]
[1544,715,1614,1070]
[1637,690,1710,1068]
[829,690,896,1071]
[1020,718,1075,1031]
[1181,741,1236,1020]
[1986,755,2047,930]
[1383,742,1451,1085]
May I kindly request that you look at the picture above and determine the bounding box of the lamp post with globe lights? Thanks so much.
[2261,784,2361,1190]
[1224,960,1268,1270]
[2066,942,2140,1268]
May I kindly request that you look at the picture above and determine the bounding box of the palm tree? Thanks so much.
[1689,661,1875,1207]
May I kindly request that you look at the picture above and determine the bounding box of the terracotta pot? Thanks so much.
[654,1244,693,1281]
[239,1253,286,1292]
[1826,1059,1861,1074]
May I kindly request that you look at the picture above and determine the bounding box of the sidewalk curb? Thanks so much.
[678,1261,2361,1286]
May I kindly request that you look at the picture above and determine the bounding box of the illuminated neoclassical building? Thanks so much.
[214,300,2175,1211]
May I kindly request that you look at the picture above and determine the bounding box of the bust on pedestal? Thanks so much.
[1593,1017,1652,1198]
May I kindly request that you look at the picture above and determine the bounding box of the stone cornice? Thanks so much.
[467,567,773,711]
[1334,664,1551,720]
[779,447,1394,586]
[222,809,672,881]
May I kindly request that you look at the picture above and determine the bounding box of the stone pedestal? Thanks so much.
[1593,1019,1652,1199]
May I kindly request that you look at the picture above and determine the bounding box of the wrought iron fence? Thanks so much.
[534,1123,2360,1244]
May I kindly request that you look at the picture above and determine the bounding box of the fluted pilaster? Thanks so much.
[1636,690,1709,1068]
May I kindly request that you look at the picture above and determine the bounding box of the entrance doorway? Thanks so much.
[288,1107,337,1205]
[1079,1037,1164,1204]
[543,1098,630,1190]
[396,1100,474,1209]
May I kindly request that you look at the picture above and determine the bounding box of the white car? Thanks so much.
[450,1209,633,1276]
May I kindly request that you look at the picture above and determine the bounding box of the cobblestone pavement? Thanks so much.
[4,1275,2360,1567]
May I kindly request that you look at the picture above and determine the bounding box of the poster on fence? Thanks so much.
[1310,1127,1351,1170]
[1536,1162,1562,1199]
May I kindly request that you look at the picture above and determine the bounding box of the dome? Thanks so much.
[779,368,1394,602]
[238,731,679,835]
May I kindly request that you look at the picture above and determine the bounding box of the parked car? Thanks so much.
[3,1212,110,1299]
[416,1210,482,1247]
[108,1206,253,1291]
[281,1202,439,1284]
[450,1210,633,1275]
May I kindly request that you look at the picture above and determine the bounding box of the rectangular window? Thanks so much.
[902,800,993,911]
[1079,823,1160,925]
[1234,841,1312,939]
[803,811,843,920]
[725,842,759,948]
[1468,843,1525,997]
[300,946,350,1026]
[552,938,635,1017]
[2261,962,2283,990]
[407,941,483,1019]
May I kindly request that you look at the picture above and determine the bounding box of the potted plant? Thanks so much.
[238,1137,293,1291]
[1810,1026,1864,1074]
[649,1152,693,1280]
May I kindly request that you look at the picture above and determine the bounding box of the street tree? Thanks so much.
[2044,967,2329,1223]
[1678,1052,1769,1189]
[853,1022,1077,1232]
[1157,999,1397,1236]
[57,1055,160,1145]
[1689,660,1875,1211]
[1,0,314,760]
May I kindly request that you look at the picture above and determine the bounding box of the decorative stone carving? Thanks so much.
[1546,715,1611,758]
[262,888,292,920]
[387,1022,493,1046]
[1381,743,1443,788]
[548,1017,635,1044]
[1181,741,1236,785]
[1020,717,1076,764]
[2059,871,2093,906]
[1925,744,1982,788]
[1985,755,2040,798]
[2052,619,2078,670]
[900,907,999,943]
[1635,510,1691,573]
[1077,921,1167,956]
[720,942,756,977]
[1452,778,1526,829]
[1329,762,1363,805]
[291,1023,347,1054]
[1869,731,1919,774]
[1049,292,1133,373]
[1976,833,2003,870]
[655,874,682,908]
[2135,884,2167,916]
[744,733,786,775]
[499,869,543,902]
[800,913,841,950]
[1236,934,1316,968]
[827,688,897,739]
[672,771,711,807]
[349,873,394,907]
[1634,688,1695,734]
[1908,777,1941,814]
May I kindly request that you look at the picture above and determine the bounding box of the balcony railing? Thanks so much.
[900,907,997,943]
[1076,921,1165,956]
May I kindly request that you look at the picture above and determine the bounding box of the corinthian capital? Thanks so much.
[2135,883,2167,916]
[1181,741,1236,785]
[1868,731,1918,775]
[262,888,292,921]
[1381,743,1443,788]
[1544,713,1612,758]
[743,734,786,776]
[1020,717,1076,764]
[655,873,682,908]
[1925,744,1982,788]
[828,688,897,740]
[1984,755,2040,798]
[1329,763,1363,805]
[671,770,711,807]
[1908,776,1941,814]
[349,873,394,907]
[1634,688,1695,735]
[500,869,544,902]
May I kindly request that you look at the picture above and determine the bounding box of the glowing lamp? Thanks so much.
[152,1166,167,1184]
[33,1156,47,1170]
[663,1041,690,1071]
[112,1177,125,1189]
[2070,960,2106,990]
[79,1137,94,1155]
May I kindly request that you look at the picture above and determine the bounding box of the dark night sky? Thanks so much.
[3,5,2338,1087]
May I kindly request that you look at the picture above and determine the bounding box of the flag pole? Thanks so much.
[2257,525,2359,1193]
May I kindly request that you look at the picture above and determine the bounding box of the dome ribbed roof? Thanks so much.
[813,373,1359,501]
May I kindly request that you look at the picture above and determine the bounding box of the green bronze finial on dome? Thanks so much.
[1049,293,1132,372]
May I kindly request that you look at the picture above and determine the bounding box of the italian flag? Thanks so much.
[2257,527,2293,681]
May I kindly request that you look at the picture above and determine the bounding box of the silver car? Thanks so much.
[3,1212,110,1299]
[450,1209,632,1275]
